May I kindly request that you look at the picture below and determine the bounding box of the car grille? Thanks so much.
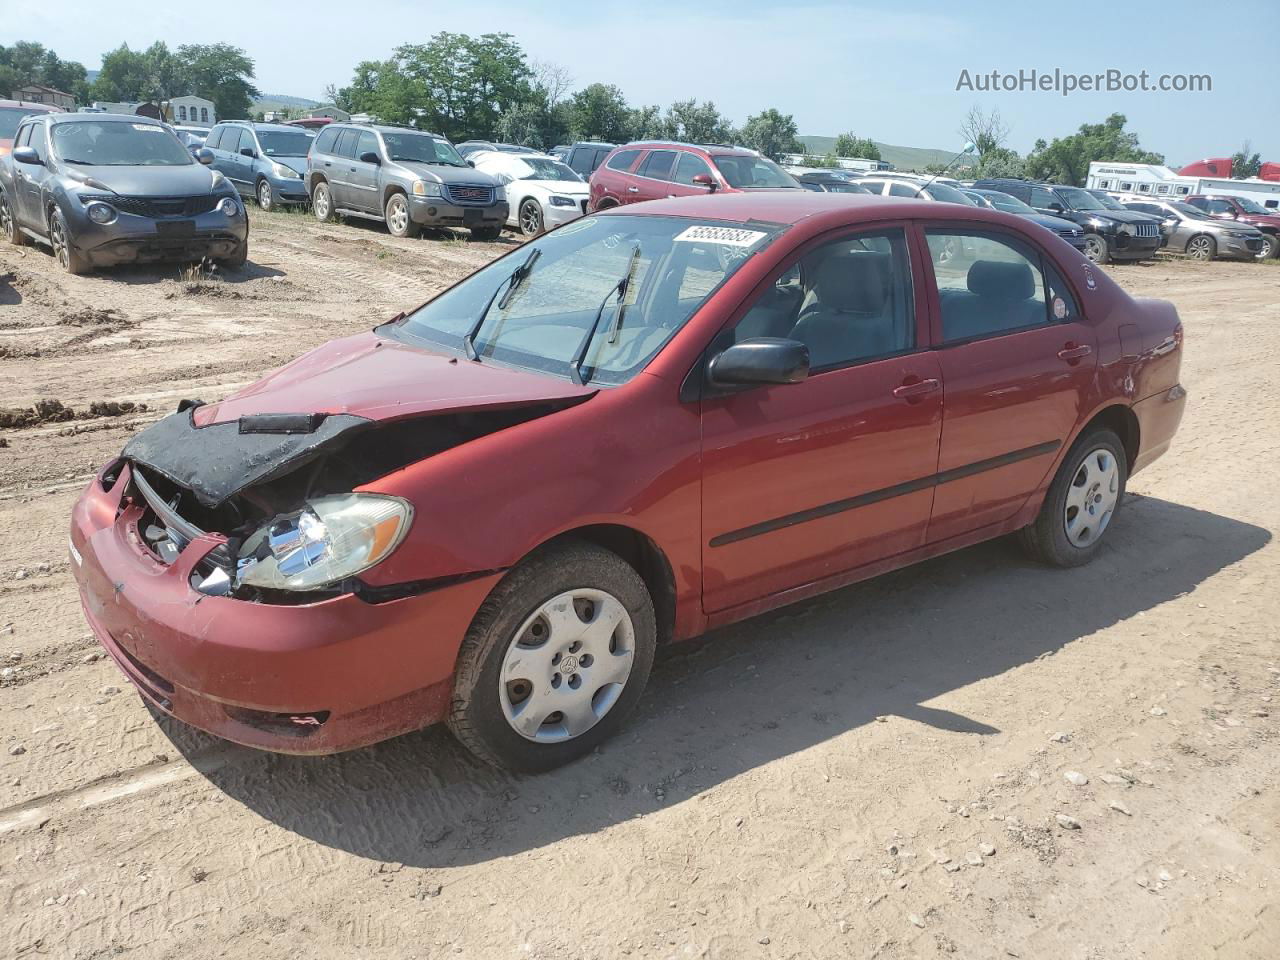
[102,195,220,219]
[1133,222,1159,238]
[580,199,589,214]
[444,184,494,206]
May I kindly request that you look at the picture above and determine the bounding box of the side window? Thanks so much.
[926,230,1050,342]
[1043,261,1080,323]
[223,129,243,154]
[1207,199,1233,215]
[591,147,611,172]
[334,129,359,159]
[731,228,915,371]
[605,149,641,172]
[888,182,917,198]
[313,126,338,154]
[14,124,32,148]
[205,126,222,150]
[355,130,379,161]
[858,180,885,194]
[568,148,595,176]
[28,123,49,162]
[673,151,713,185]
[1029,186,1057,209]
[638,150,677,181]
[1184,197,1207,212]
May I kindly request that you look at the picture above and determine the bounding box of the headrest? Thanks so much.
[967,260,1034,301]
[814,251,890,315]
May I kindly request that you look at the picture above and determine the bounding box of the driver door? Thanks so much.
[699,226,943,614]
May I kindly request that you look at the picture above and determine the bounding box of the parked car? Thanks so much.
[0,99,63,157]
[963,187,1088,252]
[548,144,570,162]
[590,141,800,211]
[457,140,539,159]
[562,141,616,179]
[70,192,1185,770]
[1086,189,1171,248]
[469,150,588,235]
[796,171,872,193]
[1181,194,1280,259]
[1121,198,1265,261]
[0,113,248,274]
[974,178,1162,264]
[204,121,315,211]
[857,175,976,205]
[305,123,508,240]
[171,125,211,151]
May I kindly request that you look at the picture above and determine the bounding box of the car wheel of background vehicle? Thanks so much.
[469,226,503,242]
[1186,235,1216,261]
[1256,234,1277,260]
[0,193,25,247]
[519,199,544,236]
[1082,233,1109,265]
[49,206,90,275]
[1018,428,1127,568]
[384,193,419,238]
[256,179,274,212]
[448,540,657,773]
[312,182,334,222]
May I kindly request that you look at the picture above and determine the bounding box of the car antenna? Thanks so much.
[460,247,541,361]
[920,141,977,194]
[570,243,641,385]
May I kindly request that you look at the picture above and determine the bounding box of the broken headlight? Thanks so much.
[236,494,412,591]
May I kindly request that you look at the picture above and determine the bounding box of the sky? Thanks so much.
[8,0,1279,164]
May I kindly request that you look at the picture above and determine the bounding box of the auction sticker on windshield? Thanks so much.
[673,225,769,247]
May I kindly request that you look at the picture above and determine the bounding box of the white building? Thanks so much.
[170,96,215,126]
[1087,161,1280,210]
[780,154,892,172]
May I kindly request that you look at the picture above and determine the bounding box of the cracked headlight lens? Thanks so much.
[236,494,412,591]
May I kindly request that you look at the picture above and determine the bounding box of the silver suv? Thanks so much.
[304,123,508,240]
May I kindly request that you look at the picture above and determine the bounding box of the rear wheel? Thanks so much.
[256,179,274,212]
[312,181,334,222]
[1186,234,1216,261]
[1082,233,1109,265]
[518,199,544,236]
[448,541,656,773]
[1018,428,1127,567]
[50,207,90,275]
[384,192,419,238]
[0,193,25,246]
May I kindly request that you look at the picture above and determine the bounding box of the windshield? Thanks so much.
[390,215,781,385]
[826,182,868,193]
[257,130,315,157]
[0,107,40,141]
[51,121,193,166]
[1234,197,1272,215]
[1090,192,1127,211]
[1056,186,1105,211]
[512,157,583,182]
[383,132,465,166]
[982,192,1036,215]
[923,182,976,205]
[1171,202,1213,221]
[712,154,800,189]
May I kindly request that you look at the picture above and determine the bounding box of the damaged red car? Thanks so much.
[70,193,1186,772]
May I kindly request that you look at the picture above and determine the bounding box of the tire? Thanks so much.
[1018,428,1127,568]
[1081,233,1109,265]
[219,240,248,269]
[255,179,274,212]
[312,181,334,222]
[1257,233,1278,260]
[448,541,657,773]
[469,226,503,242]
[384,192,419,238]
[518,198,544,237]
[0,192,26,247]
[49,206,90,275]
[1186,234,1216,261]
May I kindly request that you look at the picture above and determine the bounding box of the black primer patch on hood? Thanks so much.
[122,409,374,508]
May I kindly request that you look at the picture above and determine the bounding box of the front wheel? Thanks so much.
[1256,233,1278,260]
[219,240,248,269]
[518,199,544,236]
[384,192,420,238]
[448,541,656,773]
[1186,234,1216,261]
[0,193,26,247]
[1018,428,1127,567]
[312,181,334,222]
[50,207,91,275]
[256,179,274,212]
[1082,233,1109,265]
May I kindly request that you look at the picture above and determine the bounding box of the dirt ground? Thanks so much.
[1,210,1277,960]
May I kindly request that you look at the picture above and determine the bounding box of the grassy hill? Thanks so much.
[251,94,322,114]
[798,136,957,171]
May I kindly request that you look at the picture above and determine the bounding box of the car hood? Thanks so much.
[266,155,308,175]
[396,161,501,186]
[194,330,597,426]
[1239,212,1280,228]
[523,178,590,196]
[63,162,222,196]
[1024,213,1081,231]
[1080,209,1161,225]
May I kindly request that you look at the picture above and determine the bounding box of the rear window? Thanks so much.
[0,106,39,141]
[313,126,339,154]
[605,149,641,172]
[638,150,677,180]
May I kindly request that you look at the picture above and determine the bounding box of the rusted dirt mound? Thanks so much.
[58,307,128,327]
[0,398,149,429]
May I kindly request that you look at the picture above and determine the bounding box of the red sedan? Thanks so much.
[69,193,1186,771]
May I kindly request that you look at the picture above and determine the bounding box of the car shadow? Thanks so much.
[96,260,286,285]
[160,494,1269,868]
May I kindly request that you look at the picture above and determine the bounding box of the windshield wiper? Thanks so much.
[569,244,641,386]
[460,247,542,361]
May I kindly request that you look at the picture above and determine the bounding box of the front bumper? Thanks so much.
[1219,235,1265,259]
[1109,233,1162,260]
[265,174,309,204]
[543,200,587,228]
[69,464,501,754]
[70,197,249,265]
[408,195,509,229]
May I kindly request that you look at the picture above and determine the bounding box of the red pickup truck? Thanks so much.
[1183,195,1280,259]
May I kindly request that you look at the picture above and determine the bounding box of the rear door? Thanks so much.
[629,149,677,203]
[328,129,360,208]
[921,225,1097,543]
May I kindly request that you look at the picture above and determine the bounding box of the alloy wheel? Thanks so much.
[258,181,272,210]
[1083,237,1105,263]
[520,201,542,236]
[499,588,636,742]
[313,185,330,220]
[51,214,70,270]
[0,196,14,241]
[1064,447,1119,548]
[387,195,409,235]
[1258,235,1277,261]
[1188,236,1213,260]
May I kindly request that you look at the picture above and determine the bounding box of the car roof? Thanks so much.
[0,100,63,111]
[329,123,447,138]
[222,121,306,133]
[46,113,165,125]
[624,140,758,157]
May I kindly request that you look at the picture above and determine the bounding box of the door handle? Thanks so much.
[1057,343,1092,363]
[892,377,940,400]
[324,161,331,166]
[626,186,639,193]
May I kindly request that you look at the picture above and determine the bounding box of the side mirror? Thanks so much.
[240,147,257,158]
[12,146,41,166]
[467,159,476,168]
[692,173,718,192]
[194,148,215,166]
[1047,202,1065,214]
[708,338,809,387]
[359,150,381,165]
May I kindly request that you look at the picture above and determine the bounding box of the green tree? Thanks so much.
[625,104,665,142]
[1231,141,1262,179]
[739,108,802,161]
[1025,113,1163,186]
[566,83,632,142]
[975,146,1026,179]
[178,43,260,121]
[495,59,572,148]
[832,132,881,161]
[662,99,735,144]
[958,105,1009,159]
[93,42,187,104]
[1,41,90,103]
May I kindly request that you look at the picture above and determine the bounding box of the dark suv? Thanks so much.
[304,123,507,240]
[589,141,801,211]
[560,142,616,179]
[974,178,1162,264]
[0,113,248,274]
[1182,195,1280,259]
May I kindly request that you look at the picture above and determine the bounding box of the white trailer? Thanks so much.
[1087,162,1280,209]
[781,154,892,173]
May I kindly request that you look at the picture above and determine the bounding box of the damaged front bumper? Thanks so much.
[68,462,501,754]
